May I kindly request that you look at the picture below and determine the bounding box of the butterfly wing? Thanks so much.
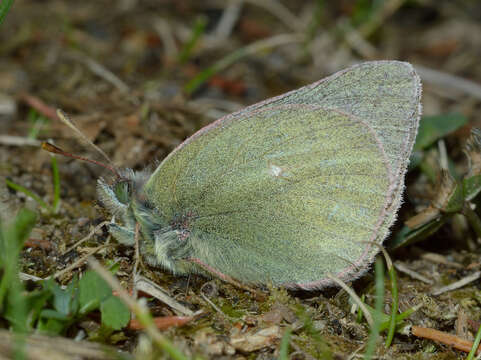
[144,61,421,288]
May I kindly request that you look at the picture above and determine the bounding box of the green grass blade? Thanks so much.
[379,304,421,332]
[385,261,398,347]
[177,16,207,64]
[51,155,61,213]
[279,327,292,360]
[0,0,14,26]
[184,34,302,94]
[467,323,481,360]
[5,179,52,212]
[363,258,384,360]
[0,208,36,315]
[356,294,366,323]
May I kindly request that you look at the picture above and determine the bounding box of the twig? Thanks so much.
[432,271,481,296]
[337,18,379,60]
[411,325,481,355]
[243,0,303,32]
[347,343,366,360]
[135,275,194,316]
[66,52,129,94]
[327,274,374,327]
[0,135,41,147]
[153,18,178,59]
[200,288,231,319]
[421,252,464,269]
[214,0,243,41]
[52,244,111,279]
[62,221,110,255]
[393,262,433,284]
[19,272,44,282]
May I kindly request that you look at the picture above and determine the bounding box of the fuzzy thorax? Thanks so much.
[97,169,194,275]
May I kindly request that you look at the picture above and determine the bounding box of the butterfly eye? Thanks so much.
[114,180,132,205]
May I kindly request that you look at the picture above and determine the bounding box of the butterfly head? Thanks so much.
[97,169,195,275]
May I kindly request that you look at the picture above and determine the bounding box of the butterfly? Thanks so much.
[97,61,421,290]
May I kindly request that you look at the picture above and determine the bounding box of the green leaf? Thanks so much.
[414,113,468,151]
[42,277,78,316]
[37,317,67,335]
[387,219,447,249]
[53,283,72,315]
[0,208,36,327]
[5,179,52,212]
[79,299,100,315]
[3,278,29,332]
[464,175,481,201]
[444,181,464,213]
[78,270,113,311]
[24,289,52,329]
[100,296,130,330]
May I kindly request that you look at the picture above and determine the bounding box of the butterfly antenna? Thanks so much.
[42,142,122,179]
[56,109,113,165]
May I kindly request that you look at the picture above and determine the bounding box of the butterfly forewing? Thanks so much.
[145,105,391,287]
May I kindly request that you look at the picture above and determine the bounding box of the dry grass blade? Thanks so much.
[432,271,481,296]
[0,329,130,360]
[55,110,113,165]
[134,275,194,316]
[327,274,374,327]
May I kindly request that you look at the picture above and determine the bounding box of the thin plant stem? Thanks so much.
[385,263,398,347]
[5,178,52,212]
[356,294,365,323]
[327,274,373,326]
[467,324,481,360]
[379,303,422,332]
[363,258,384,360]
[51,155,61,213]
[178,16,207,64]
[278,327,292,360]
[463,203,481,239]
[359,240,399,348]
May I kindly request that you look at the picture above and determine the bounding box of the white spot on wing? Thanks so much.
[269,164,283,177]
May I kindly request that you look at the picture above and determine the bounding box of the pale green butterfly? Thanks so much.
[98,61,422,290]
